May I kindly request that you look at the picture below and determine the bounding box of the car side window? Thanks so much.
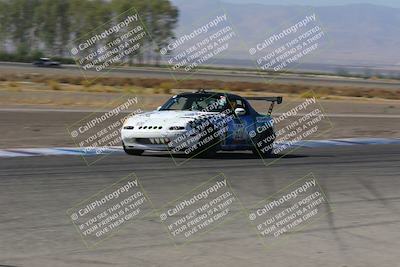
[166,97,188,110]
[228,98,248,113]
[236,99,246,109]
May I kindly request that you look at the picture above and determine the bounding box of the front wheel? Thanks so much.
[190,124,221,158]
[123,142,144,156]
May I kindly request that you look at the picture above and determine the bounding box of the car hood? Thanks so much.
[124,110,220,128]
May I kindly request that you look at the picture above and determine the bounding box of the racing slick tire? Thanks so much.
[123,142,144,156]
[251,128,275,157]
[190,123,221,158]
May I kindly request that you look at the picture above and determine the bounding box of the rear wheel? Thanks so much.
[251,128,275,157]
[252,147,273,157]
[123,142,144,156]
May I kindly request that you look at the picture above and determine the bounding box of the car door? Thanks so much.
[223,98,254,148]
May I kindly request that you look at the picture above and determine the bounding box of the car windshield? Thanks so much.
[160,94,228,112]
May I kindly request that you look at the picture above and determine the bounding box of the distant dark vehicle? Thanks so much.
[33,58,61,68]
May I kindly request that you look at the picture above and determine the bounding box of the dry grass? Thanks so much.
[47,80,61,90]
[0,73,399,100]
[8,81,18,87]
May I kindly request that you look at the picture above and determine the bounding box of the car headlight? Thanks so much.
[169,126,185,130]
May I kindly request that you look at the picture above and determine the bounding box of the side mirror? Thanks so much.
[234,107,246,116]
[157,106,162,111]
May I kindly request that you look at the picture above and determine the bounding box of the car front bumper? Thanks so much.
[121,128,193,151]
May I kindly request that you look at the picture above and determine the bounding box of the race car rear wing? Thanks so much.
[246,96,283,104]
[246,96,283,115]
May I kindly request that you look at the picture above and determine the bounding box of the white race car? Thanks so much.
[121,90,282,157]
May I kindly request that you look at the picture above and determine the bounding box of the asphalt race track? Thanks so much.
[0,144,399,267]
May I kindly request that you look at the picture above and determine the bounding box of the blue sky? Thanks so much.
[223,0,400,8]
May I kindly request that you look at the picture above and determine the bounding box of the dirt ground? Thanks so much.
[1,85,400,113]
